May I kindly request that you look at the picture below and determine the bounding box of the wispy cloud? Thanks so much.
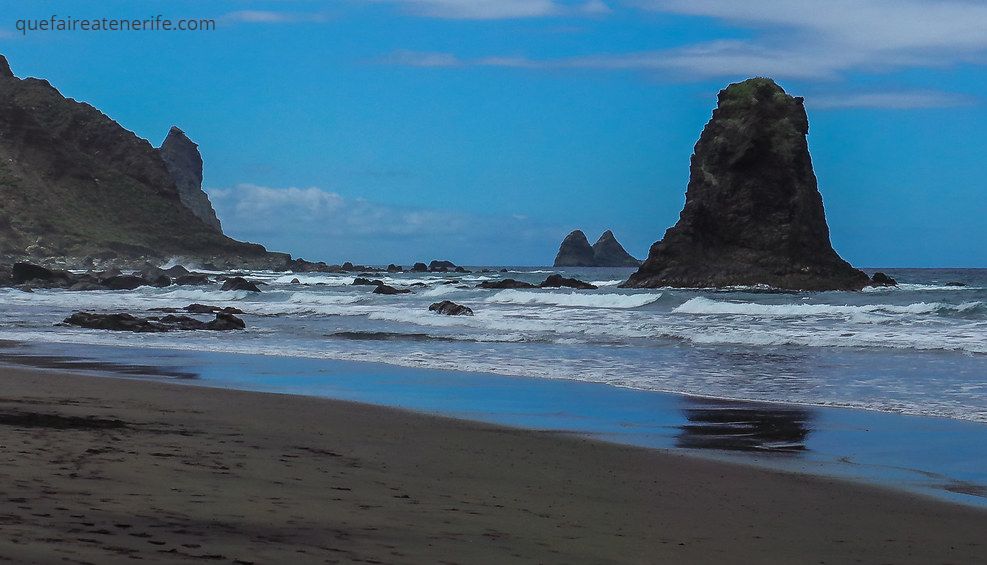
[376,0,609,20]
[220,10,331,25]
[811,91,977,110]
[208,184,559,263]
[386,0,987,82]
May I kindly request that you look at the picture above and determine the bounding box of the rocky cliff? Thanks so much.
[553,230,596,267]
[158,127,222,232]
[0,54,283,268]
[623,78,869,291]
[591,230,640,267]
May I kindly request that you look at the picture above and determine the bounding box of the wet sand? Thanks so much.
[1,367,985,564]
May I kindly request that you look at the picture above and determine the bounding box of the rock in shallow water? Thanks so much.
[63,311,245,332]
[539,274,598,290]
[476,279,537,289]
[221,277,261,292]
[429,301,474,316]
[870,272,898,287]
[373,284,412,295]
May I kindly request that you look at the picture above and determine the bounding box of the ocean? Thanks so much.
[1,266,985,423]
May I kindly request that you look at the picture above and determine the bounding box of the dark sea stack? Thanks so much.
[553,230,596,267]
[158,127,222,232]
[591,231,640,267]
[623,78,869,291]
[0,54,279,267]
[870,272,897,286]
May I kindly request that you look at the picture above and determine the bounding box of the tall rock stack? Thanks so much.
[158,127,222,232]
[623,78,869,291]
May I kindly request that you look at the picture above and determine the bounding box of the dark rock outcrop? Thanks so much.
[428,260,456,272]
[174,274,211,286]
[221,277,261,292]
[411,263,429,272]
[591,231,640,267]
[352,277,383,286]
[102,275,149,291]
[623,78,870,291]
[870,272,897,286]
[373,284,411,295]
[429,300,474,316]
[553,230,596,267]
[63,311,245,332]
[477,279,537,289]
[158,127,222,232]
[12,263,69,285]
[539,274,598,290]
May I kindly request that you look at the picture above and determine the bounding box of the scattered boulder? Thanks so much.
[622,78,870,291]
[103,275,149,291]
[429,301,474,316]
[870,272,898,287]
[945,281,967,287]
[411,262,429,272]
[162,265,190,277]
[12,263,70,285]
[352,277,384,286]
[373,284,412,295]
[539,274,598,290]
[221,277,261,292]
[185,303,244,315]
[477,279,537,289]
[290,278,301,284]
[174,274,211,286]
[205,312,246,330]
[386,264,402,273]
[429,260,457,272]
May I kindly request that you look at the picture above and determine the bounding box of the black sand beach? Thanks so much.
[1,366,985,564]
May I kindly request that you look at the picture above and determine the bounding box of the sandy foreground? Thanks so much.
[0,367,984,564]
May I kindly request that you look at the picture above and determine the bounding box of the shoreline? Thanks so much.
[1,365,986,563]
[3,339,987,510]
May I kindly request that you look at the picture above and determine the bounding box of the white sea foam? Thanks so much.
[485,290,662,309]
[672,297,979,319]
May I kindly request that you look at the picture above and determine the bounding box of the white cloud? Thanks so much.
[810,91,976,110]
[377,0,609,20]
[208,184,555,239]
[387,0,987,82]
[220,11,331,25]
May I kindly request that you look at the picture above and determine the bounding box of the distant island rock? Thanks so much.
[0,54,284,269]
[591,230,641,267]
[554,230,640,267]
[622,78,871,291]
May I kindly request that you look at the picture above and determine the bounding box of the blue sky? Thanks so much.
[2,0,985,266]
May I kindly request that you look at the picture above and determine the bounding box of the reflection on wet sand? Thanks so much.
[0,341,197,380]
[677,397,813,453]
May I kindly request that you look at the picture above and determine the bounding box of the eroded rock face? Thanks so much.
[553,230,596,267]
[591,231,640,267]
[0,54,277,267]
[623,78,869,291]
[158,127,222,232]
